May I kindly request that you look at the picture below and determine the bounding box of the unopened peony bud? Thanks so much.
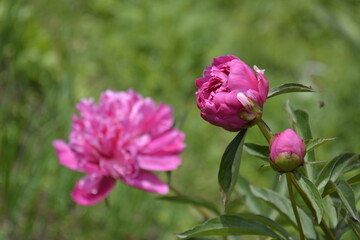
[195,55,269,132]
[270,129,306,172]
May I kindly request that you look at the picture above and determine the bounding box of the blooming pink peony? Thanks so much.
[269,129,306,172]
[195,55,269,131]
[53,90,186,205]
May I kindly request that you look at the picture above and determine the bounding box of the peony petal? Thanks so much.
[142,130,185,154]
[137,155,182,171]
[255,69,269,104]
[227,60,258,92]
[212,55,239,66]
[53,140,82,171]
[122,170,169,194]
[196,77,207,89]
[149,104,174,136]
[270,129,305,161]
[71,174,116,206]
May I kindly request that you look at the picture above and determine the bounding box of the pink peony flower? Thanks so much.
[53,90,186,205]
[195,55,269,131]
[269,129,306,172]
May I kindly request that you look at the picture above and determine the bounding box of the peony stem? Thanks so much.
[104,198,110,209]
[167,173,213,220]
[289,173,336,240]
[169,185,213,220]
[256,119,272,143]
[286,173,305,240]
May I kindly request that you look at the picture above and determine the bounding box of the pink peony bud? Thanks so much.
[269,129,306,172]
[53,89,186,205]
[195,55,269,131]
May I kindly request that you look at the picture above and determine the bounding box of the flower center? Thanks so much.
[99,149,139,179]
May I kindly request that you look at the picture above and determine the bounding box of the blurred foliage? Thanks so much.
[0,0,359,239]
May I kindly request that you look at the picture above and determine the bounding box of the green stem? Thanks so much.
[104,198,110,209]
[169,185,213,220]
[286,173,305,240]
[289,173,336,240]
[167,172,213,220]
[256,119,272,143]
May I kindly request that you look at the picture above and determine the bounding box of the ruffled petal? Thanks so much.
[137,155,181,171]
[141,130,185,155]
[122,170,169,194]
[196,77,207,89]
[254,66,269,104]
[71,174,116,206]
[227,60,258,92]
[212,55,239,66]
[53,140,82,171]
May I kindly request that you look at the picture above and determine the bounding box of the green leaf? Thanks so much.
[305,138,336,153]
[238,213,292,240]
[322,196,338,228]
[296,122,314,174]
[177,214,282,239]
[244,143,269,161]
[348,173,360,185]
[344,162,360,175]
[218,129,247,207]
[284,100,297,130]
[250,186,317,239]
[330,181,360,222]
[158,195,220,215]
[322,172,360,197]
[316,153,359,192]
[294,109,313,144]
[284,101,315,180]
[267,83,318,99]
[235,176,267,215]
[294,174,324,223]
[334,219,349,239]
[284,101,312,141]
[347,215,360,239]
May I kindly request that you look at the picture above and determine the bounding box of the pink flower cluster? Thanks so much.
[53,90,185,205]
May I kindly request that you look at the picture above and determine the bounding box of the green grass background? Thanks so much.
[1,0,359,239]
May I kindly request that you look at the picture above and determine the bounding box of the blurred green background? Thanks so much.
[1,0,359,239]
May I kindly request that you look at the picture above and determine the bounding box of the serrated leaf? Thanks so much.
[294,174,324,223]
[267,83,318,99]
[218,129,247,207]
[305,138,335,153]
[330,181,360,222]
[316,153,359,192]
[244,143,269,161]
[158,195,220,215]
[250,186,317,239]
[177,214,282,239]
